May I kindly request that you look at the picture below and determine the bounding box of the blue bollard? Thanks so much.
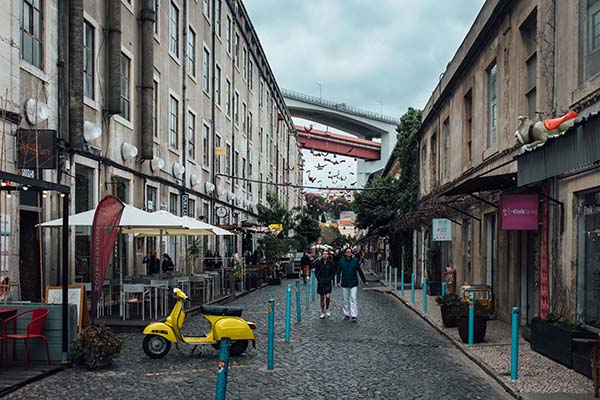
[468,292,474,346]
[215,338,230,400]
[423,277,428,313]
[394,268,397,292]
[285,284,291,343]
[411,273,415,304]
[441,282,447,297]
[295,280,301,322]
[305,276,309,310]
[511,307,520,380]
[401,269,405,298]
[267,299,275,370]
[311,270,316,301]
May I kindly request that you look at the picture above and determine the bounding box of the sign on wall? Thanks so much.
[215,147,227,157]
[432,218,452,241]
[181,194,189,217]
[17,129,57,169]
[499,194,539,231]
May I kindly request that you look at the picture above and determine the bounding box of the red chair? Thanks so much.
[3,308,50,369]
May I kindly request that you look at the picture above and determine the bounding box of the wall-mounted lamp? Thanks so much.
[24,98,50,125]
[150,157,165,172]
[83,121,102,142]
[172,162,185,178]
[121,143,138,161]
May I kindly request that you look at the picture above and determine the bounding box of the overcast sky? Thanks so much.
[244,0,485,190]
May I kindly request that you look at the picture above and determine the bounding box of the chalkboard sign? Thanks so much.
[45,285,89,333]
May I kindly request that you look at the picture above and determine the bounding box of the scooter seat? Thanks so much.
[200,304,243,317]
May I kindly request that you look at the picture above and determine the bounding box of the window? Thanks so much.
[242,47,247,80]
[153,0,159,34]
[147,186,158,211]
[169,95,179,148]
[259,80,264,107]
[226,15,232,54]
[187,27,196,76]
[153,80,159,138]
[202,47,210,92]
[187,111,196,159]
[83,21,95,99]
[202,122,209,167]
[522,15,537,119]
[421,144,427,189]
[579,189,600,327]
[216,135,222,173]
[242,157,246,183]
[225,79,231,116]
[170,193,178,215]
[169,1,179,57]
[21,0,43,68]
[203,0,209,19]
[248,60,254,90]
[258,173,263,200]
[247,161,253,194]
[248,112,253,136]
[430,133,437,186]
[234,150,239,178]
[120,53,131,120]
[188,199,196,218]
[464,90,472,162]
[215,64,221,105]
[487,62,497,148]
[242,102,247,132]
[443,118,450,177]
[259,127,263,154]
[234,32,240,67]
[234,91,240,126]
[202,202,210,223]
[582,0,600,81]
[215,0,221,36]
[226,143,231,174]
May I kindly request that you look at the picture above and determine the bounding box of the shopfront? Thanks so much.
[578,188,600,327]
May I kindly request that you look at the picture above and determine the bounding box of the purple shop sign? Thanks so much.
[499,194,539,231]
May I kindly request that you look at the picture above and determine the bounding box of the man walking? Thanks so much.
[314,250,336,319]
[336,247,368,322]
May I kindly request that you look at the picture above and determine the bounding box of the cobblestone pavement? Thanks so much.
[8,277,512,399]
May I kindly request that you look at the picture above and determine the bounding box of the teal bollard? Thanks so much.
[394,268,397,292]
[423,278,428,313]
[468,292,475,346]
[305,276,309,310]
[401,269,405,298]
[411,273,415,304]
[285,284,291,343]
[215,338,230,400]
[267,299,275,370]
[441,282,447,297]
[511,307,520,380]
[296,280,301,322]
[311,270,316,301]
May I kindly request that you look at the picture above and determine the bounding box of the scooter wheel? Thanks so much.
[143,335,171,359]
[211,340,249,356]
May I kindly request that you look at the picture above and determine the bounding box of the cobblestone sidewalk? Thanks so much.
[379,278,596,399]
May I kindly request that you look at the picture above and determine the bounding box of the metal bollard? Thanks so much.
[468,292,474,346]
[401,269,405,298]
[311,270,316,301]
[215,338,230,400]
[305,276,309,310]
[285,284,291,343]
[267,298,275,370]
[296,280,301,322]
[441,282,447,297]
[511,307,520,380]
[411,273,415,304]
[394,268,398,292]
[423,277,428,313]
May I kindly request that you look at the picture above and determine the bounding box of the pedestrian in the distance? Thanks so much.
[162,253,175,273]
[301,250,312,284]
[336,247,368,322]
[314,250,336,319]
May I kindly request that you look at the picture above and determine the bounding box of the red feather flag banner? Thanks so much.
[91,195,125,320]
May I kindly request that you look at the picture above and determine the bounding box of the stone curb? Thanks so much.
[379,279,522,400]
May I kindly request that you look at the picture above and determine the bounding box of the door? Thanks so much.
[520,231,537,324]
[485,213,496,288]
[19,210,41,302]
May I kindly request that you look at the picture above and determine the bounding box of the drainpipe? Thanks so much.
[210,0,217,224]
[68,0,84,150]
[181,0,188,192]
[106,0,122,115]
[140,0,155,160]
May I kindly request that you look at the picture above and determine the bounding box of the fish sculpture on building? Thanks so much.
[515,110,578,152]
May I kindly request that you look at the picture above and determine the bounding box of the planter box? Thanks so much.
[440,305,458,328]
[427,281,441,296]
[530,319,598,368]
[573,351,594,379]
[456,317,487,343]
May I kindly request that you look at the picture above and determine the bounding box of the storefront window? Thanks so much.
[581,190,600,326]
[75,165,94,281]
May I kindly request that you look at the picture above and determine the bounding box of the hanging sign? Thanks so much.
[215,147,227,157]
[432,219,452,241]
[17,129,57,169]
[499,194,539,231]
[181,194,189,217]
[269,223,283,232]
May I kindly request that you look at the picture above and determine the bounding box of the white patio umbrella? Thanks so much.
[130,213,233,236]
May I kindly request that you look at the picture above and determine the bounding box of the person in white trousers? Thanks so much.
[336,248,368,321]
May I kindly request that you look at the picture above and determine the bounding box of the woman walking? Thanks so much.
[314,250,336,319]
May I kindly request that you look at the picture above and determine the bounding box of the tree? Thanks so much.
[256,192,292,234]
[304,193,327,220]
[320,225,341,245]
[352,176,401,231]
[293,211,321,251]
[325,196,352,220]
[393,107,422,214]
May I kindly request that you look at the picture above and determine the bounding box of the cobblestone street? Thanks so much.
[7,277,512,400]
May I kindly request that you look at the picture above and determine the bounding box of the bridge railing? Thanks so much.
[281,89,399,125]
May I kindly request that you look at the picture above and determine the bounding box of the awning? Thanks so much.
[440,173,517,196]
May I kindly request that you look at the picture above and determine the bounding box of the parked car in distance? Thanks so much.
[283,252,303,277]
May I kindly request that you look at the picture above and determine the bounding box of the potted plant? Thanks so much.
[530,313,597,368]
[232,259,243,291]
[435,293,462,328]
[72,325,123,370]
[454,300,488,343]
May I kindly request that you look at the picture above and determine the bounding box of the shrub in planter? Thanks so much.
[530,314,597,368]
[72,325,123,370]
[435,293,462,328]
[453,301,488,343]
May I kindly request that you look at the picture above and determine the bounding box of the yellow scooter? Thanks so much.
[142,288,256,358]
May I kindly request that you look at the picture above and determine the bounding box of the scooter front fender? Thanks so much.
[143,322,177,343]
[214,317,255,341]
